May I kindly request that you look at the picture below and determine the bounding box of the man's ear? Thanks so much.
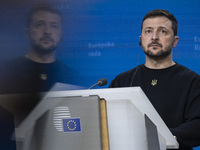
[139,36,142,46]
[173,36,179,47]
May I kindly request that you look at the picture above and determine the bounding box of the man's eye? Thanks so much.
[161,30,167,34]
[35,23,44,28]
[51,24,59,29]
[52,24,58,28]
[145,30,152,34]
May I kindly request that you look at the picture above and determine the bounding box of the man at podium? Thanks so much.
[109,9,200,150]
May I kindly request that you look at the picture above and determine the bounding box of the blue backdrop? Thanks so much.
[1,0,200,148]
[1,0,200,89]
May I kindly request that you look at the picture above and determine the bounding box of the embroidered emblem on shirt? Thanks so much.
[151,79,157,86]
[40,74,47,80]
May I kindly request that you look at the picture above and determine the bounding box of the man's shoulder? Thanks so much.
[109,64,143,88]
[52,60,73,74]
[53,60,68,68]
[1,56,31,67]
[175,63,200,76]
[174,63,200,83]
[116,64,144,77]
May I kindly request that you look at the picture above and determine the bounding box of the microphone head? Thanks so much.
[97,78,107,86]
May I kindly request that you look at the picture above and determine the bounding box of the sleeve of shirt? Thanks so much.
[170,76,200,148]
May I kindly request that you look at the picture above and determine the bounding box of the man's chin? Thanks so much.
[33,45,56,54]
[41,43,54,49]
[145,50,163,56]
[145,50,171,59]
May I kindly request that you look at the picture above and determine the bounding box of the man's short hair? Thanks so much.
[26,3,62,28]
[141,9,178,36]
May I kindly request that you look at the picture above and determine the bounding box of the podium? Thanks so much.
[15,87,179,150]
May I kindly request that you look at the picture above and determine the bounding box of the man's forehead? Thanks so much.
[32,11,61,22]
[143,16,172,29]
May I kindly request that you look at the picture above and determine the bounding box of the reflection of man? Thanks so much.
[109,9,200,150]
[25,3,62,64]
[0,4,79,149]
[0,4,77,94]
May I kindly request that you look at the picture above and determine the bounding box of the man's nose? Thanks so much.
[151,31,159,40]
[43,24,51,34]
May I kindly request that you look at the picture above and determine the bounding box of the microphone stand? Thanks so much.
[89,83,98,89]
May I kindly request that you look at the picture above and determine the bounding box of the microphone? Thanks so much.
[89,78,108,89]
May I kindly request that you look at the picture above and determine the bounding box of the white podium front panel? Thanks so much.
[16,87,179,149]
[106,100,148,150]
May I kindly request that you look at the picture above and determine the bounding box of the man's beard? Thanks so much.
[31,41,57,55]
[142,41,173,59]
[32,44,56,54]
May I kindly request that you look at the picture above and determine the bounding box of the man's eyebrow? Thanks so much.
[157,26,168,29]
[34,20,45,23]
[144,27,153,29]
[50,22,59,24]
[144,26,169,30]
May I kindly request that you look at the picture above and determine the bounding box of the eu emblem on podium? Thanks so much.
[63,118,81,132]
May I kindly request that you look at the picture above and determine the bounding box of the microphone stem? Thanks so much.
[89,83,98,89]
